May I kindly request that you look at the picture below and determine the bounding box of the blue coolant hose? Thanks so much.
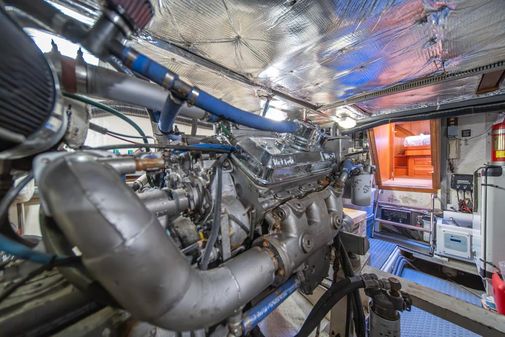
[188,143,236,152]
[0,234,60,264]
[117,47,300,133]
[194,91,298,133]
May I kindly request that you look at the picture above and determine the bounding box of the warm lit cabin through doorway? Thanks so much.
[369,119,440,192]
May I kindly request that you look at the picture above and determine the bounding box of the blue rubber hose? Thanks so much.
[117,47,300,133]
[242,277,300,334]
[194,91,299,133]
[0,234,59,264]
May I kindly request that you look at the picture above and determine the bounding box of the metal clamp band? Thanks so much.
[186,87,200,106]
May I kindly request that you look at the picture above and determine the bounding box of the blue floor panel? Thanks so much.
[400,268,481,337]
[368,238,396,269]
[400,269,480,306]
[368,238,482,336]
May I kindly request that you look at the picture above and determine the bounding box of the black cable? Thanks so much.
[338,237,366,337]
[344,150,369,157]
[105,133,141,145]
[0,263,48,303]
[63,93,151,150]
[227,213,250,234]
[200,156,226,270]
[295,276,365,337]
[107,131,155,140]
[482,166,492,280]
[0,173,33,227]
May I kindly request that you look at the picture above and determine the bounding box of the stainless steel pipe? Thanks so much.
[50,54,208,120]
[38,154,277,331]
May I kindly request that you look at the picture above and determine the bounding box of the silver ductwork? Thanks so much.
[38,154,277,331]
[46,53,208,121]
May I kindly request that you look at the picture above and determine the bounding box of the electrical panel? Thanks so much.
[451,174,473,191]
[381,208,411,224]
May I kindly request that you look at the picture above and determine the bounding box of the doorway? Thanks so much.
[369,119,440,192]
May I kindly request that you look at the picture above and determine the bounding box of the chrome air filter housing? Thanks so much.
[0,9,66,159]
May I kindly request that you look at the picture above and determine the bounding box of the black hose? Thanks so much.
[227,213,250,234]
[295,276,365,337]
[199,156,226,270]
[339,237,366,337]
[344,293,352,337]
[89,122,156,140]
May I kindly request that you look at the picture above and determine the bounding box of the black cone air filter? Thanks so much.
[0,9,65,159]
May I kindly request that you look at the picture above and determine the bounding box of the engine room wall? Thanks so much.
[444,112,498,209]
[377,189,438,210]
[372,113,499,211]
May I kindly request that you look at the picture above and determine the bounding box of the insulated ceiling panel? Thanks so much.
[134,38,306,119]
[51,0,505,121]
[145,0,505,112]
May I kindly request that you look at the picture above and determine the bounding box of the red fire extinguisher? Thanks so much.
[492,273,505,315]
[492,115,505,163]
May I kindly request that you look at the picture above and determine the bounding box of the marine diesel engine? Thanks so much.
[0,1,383,336]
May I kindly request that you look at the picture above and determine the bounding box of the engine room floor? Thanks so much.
[399,267,481,337]
[257,238,482,337]
[373,238,484,337]
[368,237,397,269]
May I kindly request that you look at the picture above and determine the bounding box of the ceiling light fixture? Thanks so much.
[265,107,287,121]
[336,114,357,129]
[332,113,357,129]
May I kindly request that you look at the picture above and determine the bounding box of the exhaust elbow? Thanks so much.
[38,154,276,331]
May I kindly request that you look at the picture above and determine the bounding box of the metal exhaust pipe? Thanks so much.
[38,154,277,331]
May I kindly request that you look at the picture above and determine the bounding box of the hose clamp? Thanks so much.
[162,72,177,90]
[186,88,200,106]
[103,9,132,37]
[122,48,138,67]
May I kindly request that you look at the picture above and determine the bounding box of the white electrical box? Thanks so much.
[448,138,460,159]
[435,218,478,261]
